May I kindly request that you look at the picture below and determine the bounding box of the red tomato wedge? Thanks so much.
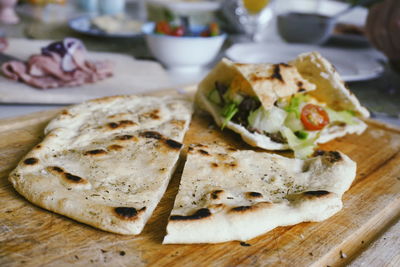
[300,104,330,131]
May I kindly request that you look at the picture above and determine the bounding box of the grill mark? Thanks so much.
[84,149,107,156]
[170,208,211,221]
[246,192,263,198]
[108,122,119,129]
[23,157,38,165]
[108,144,123,151]
[230,206,252,212]
[64,173,83,182]
[51,166,64,173]
[164,139,183,150]
[107,120,136,130]
[119,120,135,126]
[225,162,237,168]
[115,135,137,141]
[211,190,224,200]
[271,64,283,82]
[303,190,330,197]
[140,131,163,140]
[199,149,209,155]
[114,207,146,220]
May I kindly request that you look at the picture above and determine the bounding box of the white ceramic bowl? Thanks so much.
[142,22,226,72]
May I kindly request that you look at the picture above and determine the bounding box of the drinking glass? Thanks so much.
[222,0,274,42]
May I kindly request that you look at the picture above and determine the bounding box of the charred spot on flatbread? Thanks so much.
[297,81,306,92]
[140,131,163,140]
[246,192,263,199]
[314,150,342,164]
[84,149,107,156]
[170,208,212,221]
[114,207,146,220]
[224,162,238,168]
[50,166,64,173]
[229,205,253,213]
[164,139,183,150]
[115,135,137,141]
[140,109,161,120]
[64,173,84,183]
[303,190,330,198]
[271,64,284,82]
[108,144,123,151]
[198,149,210,156]
[23,157,39,165]
[107,120,136,130]
[210,190,224,200]
[48,166,87,184]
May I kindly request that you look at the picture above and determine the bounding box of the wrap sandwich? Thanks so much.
[195,52,369,158]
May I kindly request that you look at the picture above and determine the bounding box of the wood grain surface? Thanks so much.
[0,99,399,267]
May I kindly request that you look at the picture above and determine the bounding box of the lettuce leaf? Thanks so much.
[280,127,319,159]
[221,102,239,129]
[248,106,287,133]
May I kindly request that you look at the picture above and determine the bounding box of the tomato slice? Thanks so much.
[300,104,330,131]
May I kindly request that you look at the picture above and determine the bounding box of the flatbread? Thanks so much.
[163,143,356,244]
[291,52,369,118]
[9,95,193,235]
[195,53,369,151]
[196,58,316,112]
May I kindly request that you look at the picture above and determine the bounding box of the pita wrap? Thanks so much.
[163,143,356,244]
[9,95,193,235]
[195,53,369,157]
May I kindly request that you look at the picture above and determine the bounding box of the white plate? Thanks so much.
[146,0,220,13]
[69,16,142,38]
[225,43,385,82]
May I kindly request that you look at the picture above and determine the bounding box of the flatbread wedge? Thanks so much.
[163,143,356,244]
[9,95,193,235]
[195,52,369,158]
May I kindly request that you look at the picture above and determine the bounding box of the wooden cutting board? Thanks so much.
[0,90,399,267]
[0,39,172,104]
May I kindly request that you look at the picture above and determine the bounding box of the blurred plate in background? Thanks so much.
[69,15,143,38]
[225,42,385,82]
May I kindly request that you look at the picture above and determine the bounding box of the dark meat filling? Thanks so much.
[215,81,228,105]
[232,97,261,127]
[264,131,287,144]
[212,81,287,144]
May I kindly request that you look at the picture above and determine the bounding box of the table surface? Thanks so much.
[0,2,399,266]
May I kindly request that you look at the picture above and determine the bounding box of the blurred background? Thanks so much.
[0,0,398,125]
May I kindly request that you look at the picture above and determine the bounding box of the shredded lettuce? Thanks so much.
[280,127,319,159]
[283,94,308,118]
[326,108,357,125]
[207,89,221,105]
[284,112,304,132]
[248,106,287,133]
[221,102,238,129]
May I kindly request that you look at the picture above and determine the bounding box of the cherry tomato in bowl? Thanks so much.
[300,104,330,131]
[171,26,185,37]
[155,21,171,35]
